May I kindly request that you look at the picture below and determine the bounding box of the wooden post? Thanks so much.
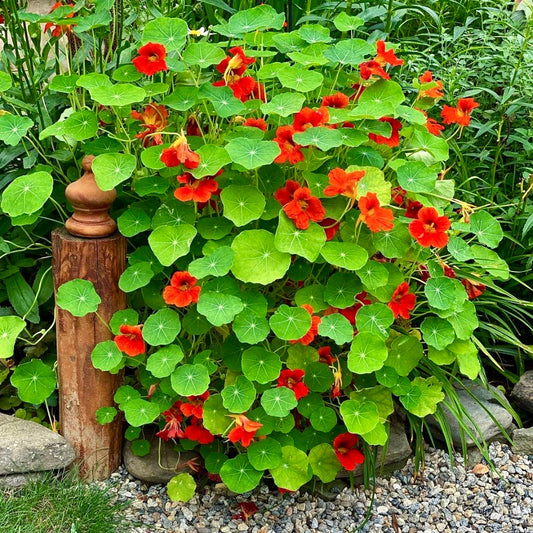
[52,155,126,481]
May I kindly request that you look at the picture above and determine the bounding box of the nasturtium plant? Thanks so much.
[0,3,514,502]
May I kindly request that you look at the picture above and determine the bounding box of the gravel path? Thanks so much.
[100,442,533,533]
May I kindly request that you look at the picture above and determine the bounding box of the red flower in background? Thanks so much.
[44,2,76,37]
[233,502,259,522]
[462,278,487,299]
[388,282,416,319]
[156,402,185,441]
[358,192,394,233]
[132,42,168,76]
[418,70,444,99]
[333,432,365,470]
[368,117,403,147]
[180,391,210,419]
[163,271,201,307]
[293,107,329,132]
[228,415,262,447]
[213,76,260,102]
[277,368,309,400]
[319,218,341,241]
[273,126,304,164]
[184,417,214,444]
[0,15,4,24]
[405,200,423,219]
[131,103,168,147]
[274,180,300,205]
[174,173,219,203]
[243,118,267,131]
[217,46,255,78]
[441,98,479,126]
[114,324,145,356]
[290,304,321,346]
[359,60,390,81]
[324,168,366,201]
[318,346,337,365]
[283,187,325,230]
[391,186,407,207]
[416,108,444,136]
[160,134,200,169]
[322,92,350,109]
[409,207,450,248]
[375,40,404,67]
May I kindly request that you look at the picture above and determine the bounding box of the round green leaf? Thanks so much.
[355,303,394,339]
[90,84,146,106]
[293,127,343,151]
[112,65,142,82]
[219,455,263,494]
[183,42,225,67]
[396,161,438,193]
[1,171,53,217]
[114,385,141,405]
[141,17,188,51]
[171,364,210,396]
[261,92,305,117]
[386,335,424,376]
[247,438,283,470]
[261,387,297,417]
[221,375,256,413]
[117,207,152,237]
[190,144,232,179]
[56,279,101,317]
[295,285,328,312]
[470,211,503,248]
[297,393,324,417]
[277,66,323,92]
[233,310,270,344]
[203,394,232,435]
[205,452,227,474]
[269,305,311,341]
[119,262,153,292]
[242,347,281,384]
[340,399,379,434]
[221,185,266,227]
[352,80,405,118]
[196,216,233,240]
[356,261,389,291]
[309,443,342,483]
[303,362,334,393]
[96,407,117,425]
[10,360,56,404]
[168,473,196,502]
[0,316,26,359]
[323,38,373,65]
[92,153,136,191]
[91,340,124,371]
[62,110,98,141]
[225,138,280,170]
[0,115,34,146]
[197,292,244,326]
[231,230,291,285]
[373,222,411,259]
[163,86,198,111]
[424,277,456,310]
[320,242,368,271]
[348,332,388,374]
[0,71,13,92]
[148,224,197,266]
[310,407,337,432]
[420,317,455,350]
[400,377,444,417]
[274,213,326,262]
[146,345,184,378]
[109,309,139,335]
[189,247,235,279]
[143,308,181,346]
[270,446,312,491]
[324,272,362,308]
[318,313,354,345]
[198,83,245,118]
[122,399,160,427]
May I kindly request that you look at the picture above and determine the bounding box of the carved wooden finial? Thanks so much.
[65,155,117,238]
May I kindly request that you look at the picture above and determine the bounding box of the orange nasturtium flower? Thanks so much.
[163,271,201,307]
[324,168,366,202]
[44,2,76,37]
[114,324,145,357]
[160,134,201,169]
[273,126,304,165]
[368,117,403,147]
[408,206,451,248]
[130,103,168,147]
[388,282,417,320]
[358,192,395,233]
[441,98,479,127]
[283,187,326,230]
[227,415,262,447]
[174,173,219,203]
[132,42,168,76]
[418,70,444,99]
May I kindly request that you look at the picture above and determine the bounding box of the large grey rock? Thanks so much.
[511,371,533,414]
[512,427,533,455]
[0,414,76,475]
[428,382,514,447]
[0,472,44,490]
[123,432,200,483]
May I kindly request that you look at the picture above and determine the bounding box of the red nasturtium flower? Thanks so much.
[243,117,267,131]
[132,42,168,76]
[180,391,210,419]
[274,179,300,205]
[292,106,329,132]
[130,103,168,147]
[213,76,261,102]
[184,417,214,444]
[160,134,201,169]
[358,192,395,233]
[227,414,262,447]
[114,324,145,357]
[318,346,337,365]
[232,502,259,521]
[405,200,423,219]
[156,402,185,440]
[174,173,219,203]
[319,218,341,241]
[333,432,365,470]
[408,206,451,248]
[441,97,479,127]
[217,46,256,78]
[324,168,366,202]
[163,271,201,307]
[283,187,326,230]
[418,70,444,99]
[322,92,350,109]
[461,278,487,299]
[368,117,403,147]
[359,60,390,81]
[375,40,404,67]
[388,282,417,320]
[290,304,321,345]
[277,368,309,400]
[44,2,76,37]
[273,126,305,165]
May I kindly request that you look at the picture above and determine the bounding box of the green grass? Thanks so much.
[0,471,131,533]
